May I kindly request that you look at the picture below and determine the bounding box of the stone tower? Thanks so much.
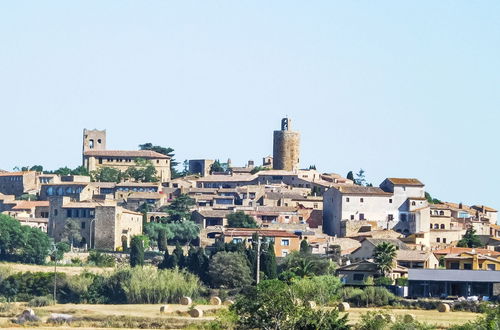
[273,118,300,171]
[82,129,106,153]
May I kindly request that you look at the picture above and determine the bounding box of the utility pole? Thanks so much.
[51,243,57,305]
[256,236,261,284]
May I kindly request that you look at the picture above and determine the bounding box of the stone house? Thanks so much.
[336,260,408,285]
[48,196,142,250]
[396,250,439,269]
[222,228,300,257]
[0,171,38,197]
[443,251,500,271]
[349,238,410,262]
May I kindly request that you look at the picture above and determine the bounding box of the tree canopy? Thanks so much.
[139,143,180,178]
[227,211,258,228]
[208,251,253,289]
[373,242,397,276]
[457,228,483,248]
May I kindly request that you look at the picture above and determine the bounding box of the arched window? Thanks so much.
[434,224,439,229]
[412,201,416,206]
[439,211,444,216]
[89,139,94,149]
[430,224,433,229]
[440,224,445,229]
[150,216,154,222]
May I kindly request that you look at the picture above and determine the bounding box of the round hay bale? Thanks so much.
[160,305,169,314]
[210,297,222,305]
[223,300,235,306]
[180,296,192,306]
[293,298,303,306]
[307,301,316,308]
[385,315,396,323]
[189,308,204,318]
[438,303,451,313]
[21,309,36,318]
[338,302,350,312]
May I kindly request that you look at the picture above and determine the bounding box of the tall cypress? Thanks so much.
[158,229,167,252]
[261,242,277,279]
[130,236,144,267]
[173,241,185,268]
[158,248,169,270]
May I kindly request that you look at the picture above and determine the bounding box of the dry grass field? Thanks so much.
[0,262,112,276]
[0,302,482,329]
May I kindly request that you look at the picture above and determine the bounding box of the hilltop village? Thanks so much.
[1,117,499,300]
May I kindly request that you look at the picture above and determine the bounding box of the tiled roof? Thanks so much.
[471,205,498,213]
[126,192,164,199]
[197,174,257,182]
[84,150,170,159]
[338,186,392,196]
[386,178,424,186]
[224,228,297,238]
[364,238,411,250]
[433,247,500,257]
[396,250,431,262]
[0,171,34,177]
[12,201,49,210]
[196,209,232,218]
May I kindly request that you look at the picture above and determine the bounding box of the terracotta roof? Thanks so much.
[363,238,411,250]
[224,228,297,238]
[197,174,257,182]
[471,205,497,213]
[12,201,49,210]
[83,150,170,159]
[195,209,232,218]
[337,186,392,196]
[433,247,500,257]
[386,178,424,186]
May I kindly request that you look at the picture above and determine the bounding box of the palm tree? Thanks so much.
[373,242,397,277]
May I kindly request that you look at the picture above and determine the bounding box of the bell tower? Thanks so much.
[273,118,300,171]
[83,129,106,153]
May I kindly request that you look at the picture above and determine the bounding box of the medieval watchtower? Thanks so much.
[273,118,300,171]
[83,129,107,153]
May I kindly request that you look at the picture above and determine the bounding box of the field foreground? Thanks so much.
[0,302,482,329]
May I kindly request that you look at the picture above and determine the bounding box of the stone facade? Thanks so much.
[0,171,38,197]
[272,118,300,171]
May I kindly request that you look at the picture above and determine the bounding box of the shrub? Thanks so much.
[340,286,395,307]
[374,276,393,286]
[291,275,342,305]
[450,304,500,330]
[28,295,54,307]
[357,311,390,330]
[88,250,116,267]
[395,277,408,286]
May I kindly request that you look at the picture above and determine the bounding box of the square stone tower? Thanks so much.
[83,129,106,153]
[273,118,300,171]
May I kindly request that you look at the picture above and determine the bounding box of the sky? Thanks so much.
[0,1,499,209]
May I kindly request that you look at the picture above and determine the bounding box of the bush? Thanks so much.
[374,276,393,286]
[340,286,395,307]
[28,295,54,307]
[450,304,500,330]
[88,250,116,267]
[395,277,408,286]
[291,275,342,305]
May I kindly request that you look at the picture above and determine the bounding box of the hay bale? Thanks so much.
[47,313,74,324]
[180,296,192,306]
[385,314,396,323]
[160,305,169,314]
[438,303,451,313]
[189,308,204,318]
[306,301,316,308]
[223,300,235,306]
[210,297,222,305]
[338,302,350,312]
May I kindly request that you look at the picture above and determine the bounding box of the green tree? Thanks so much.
[232,279,349,330]
[173,242,185,268]
[21,227,51,264]
[227,211,258,228]
[425,192,442,204]
[91,167,124,183]
[165,221,200,243]
[355,168,366,186]
[347,171,355,182]
[157,228,167,252]
[457,228,483,248]
[279,251,334,279]
[209,159,227,174]
[130,236,145,267]
[300,239,310,254]
[209,251,253,289]
[158,249,170,270]
[373,242,397,277]
[29,165,44,172]
[261,242,277,279]
[162,194,195,223]
[125,158,158,182]
[0,215,26,259]
[52,242,70,261]
[139,143,180,178]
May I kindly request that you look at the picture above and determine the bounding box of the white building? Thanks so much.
[323,178,430,237]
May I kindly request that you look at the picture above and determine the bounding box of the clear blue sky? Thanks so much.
[0,1,499,209]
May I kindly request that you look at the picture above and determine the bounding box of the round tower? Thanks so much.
[273,118,300,171]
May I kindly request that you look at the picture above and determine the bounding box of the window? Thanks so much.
[281,239,290,246]
[360,198,364,203]
[440,224,445,229]
[232,238,243,244]
[450,262,460,269]
[412,201,416,206]
[359,213,365,220]
[350,215,355,220]
[313,203,318,209]
[346,197,350,202]
[439,211,444,216]
[282,251,289,257]
[463,263,472,270]
[389,199,392,203]
[353,274,364,281]
[487,264,496,271]
[443,238,447,243]
[430,224,433,229]
[81,222,86,229]
[434,224,439,229]
[436,238,440,243]
[388,214,394,221]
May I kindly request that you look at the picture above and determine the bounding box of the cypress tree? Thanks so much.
[261,242,277,279]
[158,229,167,252]
[300,239,310,254]
[130,236,144,267]
[173,241,185,268]
[158,248,169,270]
[166,252,178,269]
[186,245,197,273]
